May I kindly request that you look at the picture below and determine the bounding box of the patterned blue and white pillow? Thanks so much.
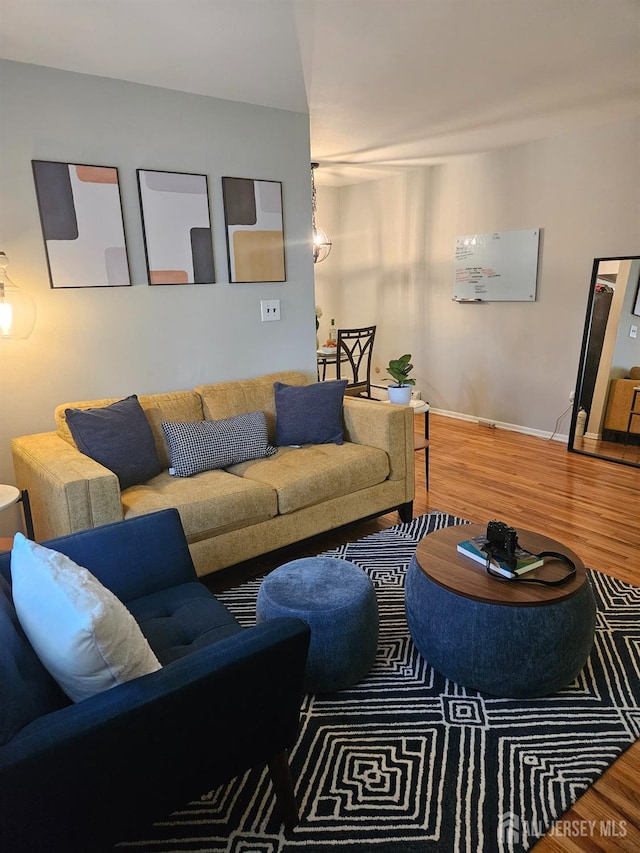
[162,411,277,478]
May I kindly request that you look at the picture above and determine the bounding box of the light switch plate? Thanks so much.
[260,299,281,322]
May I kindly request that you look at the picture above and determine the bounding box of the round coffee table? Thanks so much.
[405,524,596,697]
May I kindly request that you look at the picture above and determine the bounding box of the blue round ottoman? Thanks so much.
[256,557,379,693]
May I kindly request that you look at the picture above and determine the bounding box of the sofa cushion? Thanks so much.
[56,390,204,469]
[162,411,276,477]
[10,534,162,703]
[65,395,163,490]
[138,391,206,468]
[196,371,307,444]
[228,442,390,514]
[0,572,68,745]
[127,581,242,664]
[121,468,278,541]
[274,380,348,446]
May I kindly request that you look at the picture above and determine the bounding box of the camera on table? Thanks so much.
[485,520,519,569]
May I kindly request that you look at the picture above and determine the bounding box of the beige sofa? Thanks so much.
[11,371,415,576]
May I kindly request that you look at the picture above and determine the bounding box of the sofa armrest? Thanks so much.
[11,432,123,541]
[342,397,414,489]
[0,617,310,852]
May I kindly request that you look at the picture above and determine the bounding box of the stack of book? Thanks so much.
[457,535,543,578]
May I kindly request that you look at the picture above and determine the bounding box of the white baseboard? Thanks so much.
[431,408,569,444]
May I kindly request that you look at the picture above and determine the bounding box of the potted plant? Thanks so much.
[387,354,415,405]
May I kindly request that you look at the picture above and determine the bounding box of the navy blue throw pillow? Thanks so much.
[66,395,162,490]
[274,380,348,446]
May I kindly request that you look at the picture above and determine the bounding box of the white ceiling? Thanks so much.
[1,0,639,185]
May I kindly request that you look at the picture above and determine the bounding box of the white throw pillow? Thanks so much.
[11,533,161,702]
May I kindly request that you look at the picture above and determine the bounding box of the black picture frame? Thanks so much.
[222,176,286,283]
[137,169,215,285]
[32,160,131,288]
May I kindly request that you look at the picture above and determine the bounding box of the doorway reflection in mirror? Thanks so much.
[569,256,640,469]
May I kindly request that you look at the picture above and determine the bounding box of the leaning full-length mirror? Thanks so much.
[569,255,640,468]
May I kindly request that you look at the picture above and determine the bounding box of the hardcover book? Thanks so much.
[457,535,543,578]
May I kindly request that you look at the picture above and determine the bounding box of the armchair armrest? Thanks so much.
[343,397,414,487]
[11,432,123,541]
[0,616,311,852]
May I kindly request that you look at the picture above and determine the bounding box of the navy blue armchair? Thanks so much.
[0,508,310,852]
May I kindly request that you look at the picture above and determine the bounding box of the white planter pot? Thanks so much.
[388,385,412,405]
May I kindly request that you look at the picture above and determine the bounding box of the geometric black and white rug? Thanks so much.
[117,512,640,852]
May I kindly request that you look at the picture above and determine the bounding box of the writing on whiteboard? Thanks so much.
[455,267,500,282]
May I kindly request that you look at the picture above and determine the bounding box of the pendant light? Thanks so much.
[311,162,332,264]
[0,252,37,339]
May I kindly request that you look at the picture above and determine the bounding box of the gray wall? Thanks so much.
[323,117,640,434]
[0,59,315,535]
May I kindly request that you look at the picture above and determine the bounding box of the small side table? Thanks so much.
[410,400,430,490]
[0,486,34,552]
[623,386,640,446]
[382,399,430,489]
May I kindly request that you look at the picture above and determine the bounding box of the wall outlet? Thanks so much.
[569,391,575,403]
[630,324,638,339]
[260,299,281,321]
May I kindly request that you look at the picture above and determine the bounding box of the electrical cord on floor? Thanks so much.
[547,403,573,441]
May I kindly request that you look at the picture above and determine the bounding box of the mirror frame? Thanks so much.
[569,255,640,468]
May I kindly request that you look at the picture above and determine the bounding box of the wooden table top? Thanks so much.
[414,524,586,606]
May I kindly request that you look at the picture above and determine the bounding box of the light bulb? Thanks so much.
[0,252,36,340]
[312,226,332,264]
[0,301,13,336]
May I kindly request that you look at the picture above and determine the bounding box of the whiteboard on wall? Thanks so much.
[453,228,540,301]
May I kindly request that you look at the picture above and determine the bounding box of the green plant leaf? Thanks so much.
[386,353,415,386]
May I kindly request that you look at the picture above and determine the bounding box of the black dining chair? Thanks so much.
[336,325,377,398]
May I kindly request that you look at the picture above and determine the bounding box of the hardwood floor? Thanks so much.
[425,417,640,585]
[208,414,640,852]
[577,436,640,467]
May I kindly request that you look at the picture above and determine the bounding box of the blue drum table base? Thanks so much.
[405,525,596,698]
[257,557,379,693]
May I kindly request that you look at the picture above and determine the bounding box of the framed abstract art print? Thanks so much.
[222,177,286,283]
[32,160,131,288]
[137,169,215,285]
